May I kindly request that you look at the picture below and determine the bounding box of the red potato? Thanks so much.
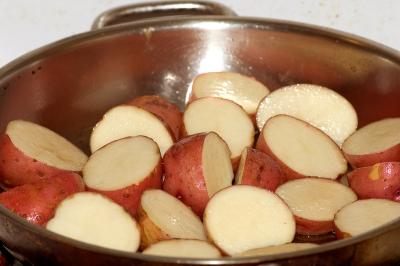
[183,97,255,169]
[190,72,270,119]
[342,118,400,168]
[235,243,318,257]
[137,189,207,250]
[83,136,162,216]
[347,162,400,201]
[256,84,358,146]
[256,115,348,180]
[204,185,295,255]
[275,178,357,235]
[234,147,285,191]
[0,120,88,188]
[142,239,221,258]
[0,172,84,225]
[46,192,141,252]
[163,132,233,217]
[334,199,400,238]
[90,105,174,155]
[127,95,182,141]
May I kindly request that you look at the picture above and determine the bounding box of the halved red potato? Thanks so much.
[204,185,295,255]
[334,199,400,238]
[46,192,140,252]
[256,84,358,146]
[0,172,84,225]
[0,120,88,188]
[275,178,357,235]
[190,72,270,118]
[183,97,254,168]
[348,162,400,201]
[137,189,207,249]
[256,115,347,180]
[127,95,182,141]
[163,132,233,217]
[83,136,162,216]
[142,239,221,258]
[234,147,285,191]
[235,243,318,257]
[90,105,174,155]
[342,118,400,168]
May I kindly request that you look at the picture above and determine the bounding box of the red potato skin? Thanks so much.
[87,161,162,217]
[348,162,400,201]
[127,95,183,141]
[163,133,209,217]
[235,148,285,191]
[344,144,400,168]
[0,172,84,225]
[295,215,335,235]
[0,134,74,188]
[256,134,305,180]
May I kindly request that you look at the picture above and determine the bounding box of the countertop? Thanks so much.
[1,0,400,67]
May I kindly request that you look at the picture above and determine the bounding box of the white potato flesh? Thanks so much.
[83,136,160,190]
[276,178,357,221]
[342,118,400,155]
[141,189,206,240]
[6,120,88,171]
[334,199,400,236]
[263,115,347,179]
[184,97,254,158]
[236,243,318,257]
[204,185,295,255]
[46,192,140,252]
[192,72,270,114]
[234,148,248,184]
[256,84,357,146]
[90,105,173,155]
[202,132,233,197]
[142,240,221,258]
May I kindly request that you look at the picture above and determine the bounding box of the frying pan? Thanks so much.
[0,1,400,265]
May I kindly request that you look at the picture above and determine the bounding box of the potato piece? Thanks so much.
[190,72,270,118]
[342,118,400,168]
[256,84,358,146]
[236,243,318,257]
[127,95,182,141]
[137,189,207,249]
[0,120,88,188]
[142,239,221,258]
[90,105,174,155]
[163,132,233,217]
[334,199,400,238]
[83,136,162,216]
[276,178,357,235]
[204,185,295,255]
[348,162,400,201]
[256,115,347,180]
[46,192,140,252]
[0,172,84,225]
[183,97,254,168]
[234,148,285,191]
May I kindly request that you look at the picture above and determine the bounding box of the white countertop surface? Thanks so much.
[1,0,400,68]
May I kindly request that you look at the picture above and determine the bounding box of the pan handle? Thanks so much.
[91,0,237,30]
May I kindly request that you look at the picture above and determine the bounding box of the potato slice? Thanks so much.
[236,243,318,257]
[276,178,357,235]
[142,239,221,258]
[256,84,357,146]
[163,132,233,217]
[204,185,295,255]
[342,118,400,168]
[334,199,400,238]
[137,189,207,249]
[83,136,162,216]
[90,105,174,155]
[191,72,270,116]
[256,115,347,180]
[46,192,140,252]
